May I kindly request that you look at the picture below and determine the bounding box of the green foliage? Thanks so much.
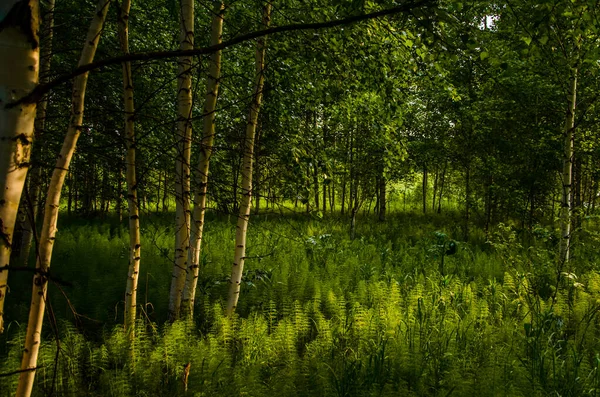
[3,214,600,396]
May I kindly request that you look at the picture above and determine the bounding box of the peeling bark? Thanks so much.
[0,0,40,335]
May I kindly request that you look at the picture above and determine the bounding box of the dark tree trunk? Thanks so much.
[422,166,428,214]
[432,166,438,213]
[464,165,470,241]
[330,178,335,212]
[379,175,386,221]
[163,169,169,212]
[314,162,319,211]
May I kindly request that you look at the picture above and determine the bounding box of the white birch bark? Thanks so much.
[227,3,271,316]
[169,0,194,321]
[17,1,110,395]
[18,0,55,267]
[118,0,141,339]
[182,2,225,318]
[559,69,577,266]
[0,0,40,335]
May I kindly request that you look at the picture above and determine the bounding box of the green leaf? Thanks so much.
[480,51,489,61]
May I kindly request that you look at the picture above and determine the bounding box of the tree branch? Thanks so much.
[9,0,437,108]
[0,266,72,287]
[0,366,43,378]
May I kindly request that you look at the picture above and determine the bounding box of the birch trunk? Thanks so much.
[118,0,140,339]
[17,1,110,394]
[559,69,577,266]
[168,0,194,321]
[0,0,40,335]
[9,0,53,267]
[17,17,54,261]
[227,3,271,316]
[182,2,224,318]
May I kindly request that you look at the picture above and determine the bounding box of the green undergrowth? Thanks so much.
[2,211,600,396]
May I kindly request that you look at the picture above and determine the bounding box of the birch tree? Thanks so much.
[169,0,194,321]
[227,2,272,316]
[117,0,141,339]
[0,0,40,335]
[17,1,110,395]
[14,0,54,267]
[182,1,225,318]
[560,69,577,265]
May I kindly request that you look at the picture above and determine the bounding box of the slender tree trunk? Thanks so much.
[17,2,110,395]
[591,179,597,213]
[573,158,582,230]
[314,162,320,211]
[350,187,359,240]
[162,169,168,212]
[560,69,577,266]
[330,178,335,212]
[305,163,310,213]
[438,162,446,214]
[485,176,493,238]
[582,168,590,216]
[379,174,386,221]
[464,164,470,241]
[169,0,194,321]
[349,131,358,239]
[155,170,161,213]
[341,174,346,215]
[67,172,73,215]
[227,3,271,316]
[100,168,109,216]
[432,167,438,212]
[527,180,536,229]
[116,166,123,222]
[182,2,224,319]
[322,175,327,214]
[0,0,40,334]
[118,0,141,342]
[19,168,42,265]
[422,166,427,214]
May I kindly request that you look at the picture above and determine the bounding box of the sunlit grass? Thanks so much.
[2,209,600,396]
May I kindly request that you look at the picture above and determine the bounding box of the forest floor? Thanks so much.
[2,209,600,396]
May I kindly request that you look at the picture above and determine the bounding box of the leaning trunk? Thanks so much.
[0,0,40,335]
[168,0,194,321]
[182,2,224,318]
[227,3,271,316]
[17,1,110,395]
[559,69,577,266]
